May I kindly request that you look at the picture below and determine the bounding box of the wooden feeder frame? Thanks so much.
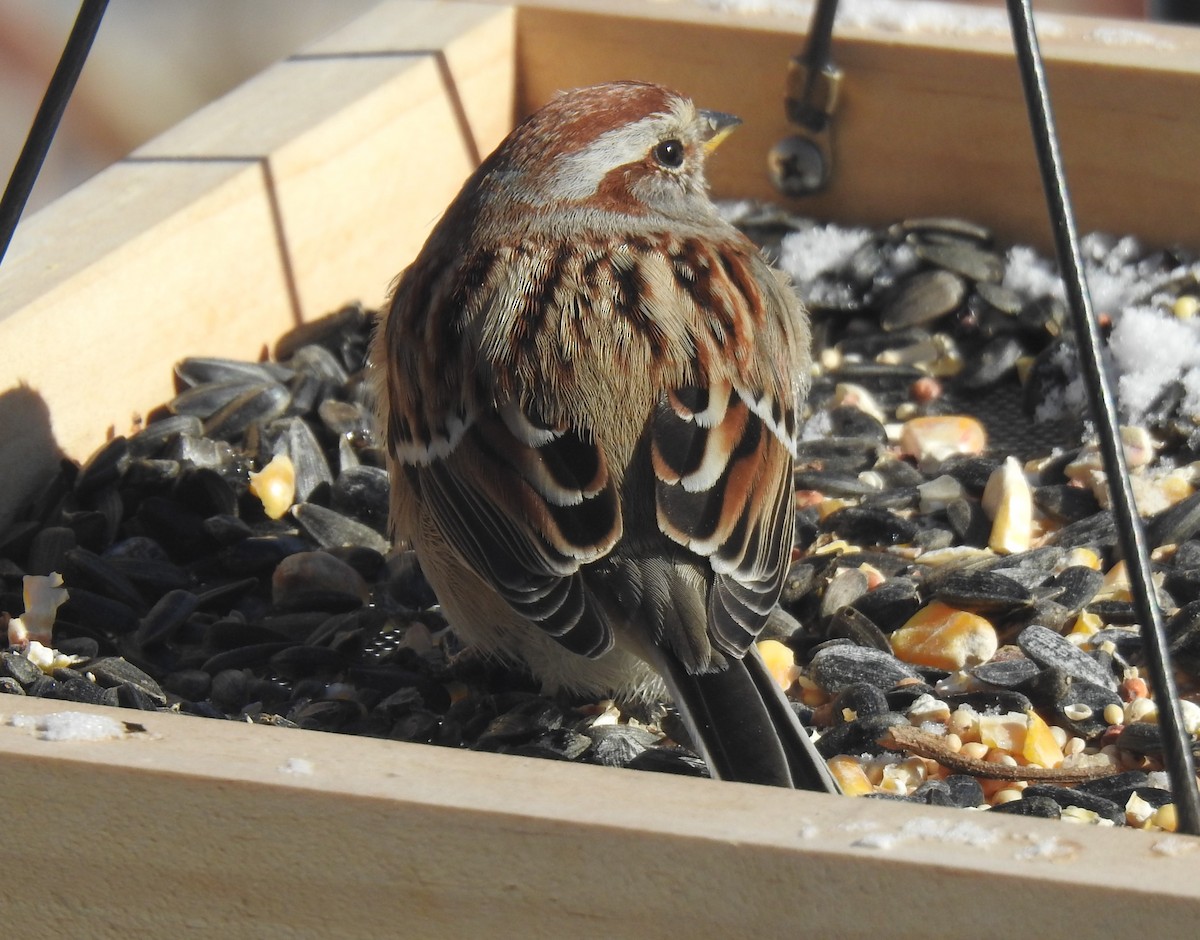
[2,2,1200,935]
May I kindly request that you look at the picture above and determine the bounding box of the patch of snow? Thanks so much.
[694,0,1064,38]
[10,711,126,742]
[279,757,316,775]
[1089,26,1174,50]
[1109,306,1200,420]
[779,224,873,285]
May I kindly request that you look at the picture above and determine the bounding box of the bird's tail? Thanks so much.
[659,645,841,793]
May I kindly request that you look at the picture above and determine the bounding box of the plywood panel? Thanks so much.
[0,1,515,529]
[514,0,1200,250]
[2,696,1198,939]
[0,159,288,522]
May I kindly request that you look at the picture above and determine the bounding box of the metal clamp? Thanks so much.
[769,0,842,197]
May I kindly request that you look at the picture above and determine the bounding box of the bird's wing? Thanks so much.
[651,382,796,658]
[412,401,620,657]
[378,249,621,658]
[647,241,805,660]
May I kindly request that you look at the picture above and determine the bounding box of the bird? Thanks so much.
[372,80,838,793]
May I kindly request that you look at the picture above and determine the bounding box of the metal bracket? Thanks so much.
[786,55,842,132]
[769,0,843,198]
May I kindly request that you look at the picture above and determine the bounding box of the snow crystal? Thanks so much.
[10,711,126,742]
[1085,268,1143,317]
[694,0,1064,38]
[729,198,1200,429]
[1002,245,1063,300]
[1014,836,1077,861]
[849,816,999,850]
[852,831,901,849]
[279,757,316,776]
[838,819,883,833]
[1152,837,1196,858]
[897,816,998,847]
[778,224,872,285]
[1109,306,1200,420]
[1031,342,1091,424]
[1089,26,1174,50]
[800,408,833,442]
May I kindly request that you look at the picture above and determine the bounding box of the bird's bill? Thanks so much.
[699,109,743,152]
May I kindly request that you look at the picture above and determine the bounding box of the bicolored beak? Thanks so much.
[700,109,742,152]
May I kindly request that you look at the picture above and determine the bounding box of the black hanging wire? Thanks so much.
[1005,0,1200,836]
[0,0,110,267]
[794,0,839,133]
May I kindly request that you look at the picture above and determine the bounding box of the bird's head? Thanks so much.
[483,81,741,226]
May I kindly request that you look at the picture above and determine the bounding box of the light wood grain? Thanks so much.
[2,695,1198,939]
[0,3,1199,934]
[0,158,291,529]
[0,1,514,529]
[514,0,1200,251]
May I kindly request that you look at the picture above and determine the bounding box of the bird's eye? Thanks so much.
[653,139,685,168]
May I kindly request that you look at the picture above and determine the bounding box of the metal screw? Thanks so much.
[768,134,829,197]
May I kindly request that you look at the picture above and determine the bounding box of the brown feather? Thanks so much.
[372,81,810,678]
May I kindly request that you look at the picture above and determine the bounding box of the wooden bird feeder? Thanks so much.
[2,2,1199,935]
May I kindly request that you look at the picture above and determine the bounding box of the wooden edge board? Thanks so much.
[506,0,1200,64]
[0,3,1197,931]
[512,0,1200,251]
[2,694,1198,938]
[0,1,514,528]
